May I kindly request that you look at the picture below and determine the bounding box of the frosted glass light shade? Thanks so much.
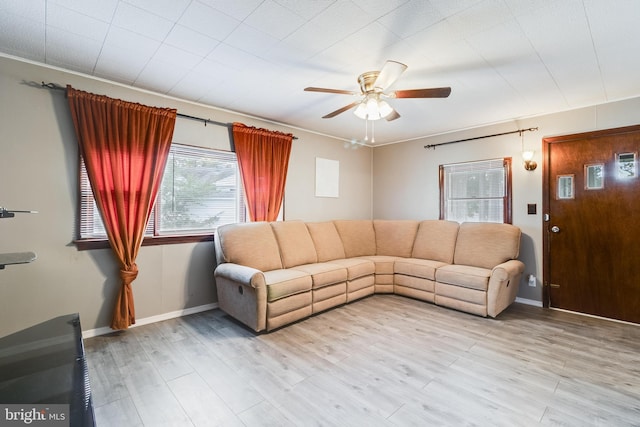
[522,150,537,171]
[522,150,535,161]
[353,102,368,119]
[377,100,393,118]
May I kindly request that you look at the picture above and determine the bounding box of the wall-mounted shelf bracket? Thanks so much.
[1,206,38,269]
[0,207,38,218]
[0,252,37,269]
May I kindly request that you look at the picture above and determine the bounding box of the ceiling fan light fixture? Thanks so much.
[353,96,393,121]
[377,100,393,118]
[353,101,368,119]
[365,97,382,120]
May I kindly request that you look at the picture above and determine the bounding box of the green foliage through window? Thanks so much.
[79,144,245,240]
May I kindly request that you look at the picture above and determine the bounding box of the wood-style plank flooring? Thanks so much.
[84,295,640,426]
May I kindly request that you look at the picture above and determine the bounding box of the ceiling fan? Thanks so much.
[304,60,451,122]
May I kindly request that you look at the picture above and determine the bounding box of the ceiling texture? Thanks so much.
[1,0,640,145]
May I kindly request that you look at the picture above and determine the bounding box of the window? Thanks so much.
[439,158,512,224]
[78,144,245,248]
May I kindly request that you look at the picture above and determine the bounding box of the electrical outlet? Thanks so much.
[528,274,536,287]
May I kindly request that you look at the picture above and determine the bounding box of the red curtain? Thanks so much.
[67,86,176,330]
[232,123,293,222]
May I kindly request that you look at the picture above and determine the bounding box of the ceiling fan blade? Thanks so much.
[322,102,359,118]
[373,60,408,91]
[304,87,359,95]
[392,87,452,98]
[385,110,401,121]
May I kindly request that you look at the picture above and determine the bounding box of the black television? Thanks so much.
[0,314,95,427]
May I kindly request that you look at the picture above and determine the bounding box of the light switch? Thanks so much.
[527,203,537,215]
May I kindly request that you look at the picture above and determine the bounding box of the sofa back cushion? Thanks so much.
[306,221,346,261]
[412,220,459,263]
[333,220,376,257]
[216,222,283,271]
[270,221,318,268]
[454,222,521,269]
[373,220,419,257]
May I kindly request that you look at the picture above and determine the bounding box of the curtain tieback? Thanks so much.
[120,264,139,286]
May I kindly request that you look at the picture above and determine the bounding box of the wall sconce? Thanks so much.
[522,150,537,171]
[520,129,537,171]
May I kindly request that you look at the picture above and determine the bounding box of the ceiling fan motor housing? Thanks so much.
[358,71,382,93]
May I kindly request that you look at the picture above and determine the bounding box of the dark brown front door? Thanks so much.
[543,125,640,324]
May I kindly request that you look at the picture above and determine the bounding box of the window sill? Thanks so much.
[75,234,214,251]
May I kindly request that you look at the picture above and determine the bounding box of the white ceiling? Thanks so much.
[2,0,640,145]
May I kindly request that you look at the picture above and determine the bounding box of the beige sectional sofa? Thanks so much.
[213,220,524,332]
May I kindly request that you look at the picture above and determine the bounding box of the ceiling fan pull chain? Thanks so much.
[364,116,369,141]
[371,119,375,143]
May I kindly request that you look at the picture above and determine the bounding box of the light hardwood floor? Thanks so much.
[84,295,640,426]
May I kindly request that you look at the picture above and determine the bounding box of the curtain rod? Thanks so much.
[40,82,298,140]
[424,127,538,149]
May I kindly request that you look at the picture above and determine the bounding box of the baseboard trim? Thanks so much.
[515,297,543,307]
[549,307,639,326]
[82,302,219,339]
[514,298,637,326]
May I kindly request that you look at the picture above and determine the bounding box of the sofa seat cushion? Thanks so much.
[263,269,313,302]
[435,264,492,291]
[329,258,375,280]
[290,263,347,289]
[357,255,397,274]
[394,258,448,281]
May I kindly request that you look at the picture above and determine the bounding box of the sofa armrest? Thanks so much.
[215,263,266,288]
[214,263,267,332]
[487,259,525,317]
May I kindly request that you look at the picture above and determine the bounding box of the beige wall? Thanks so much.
[373,96,640,302]
[0,55,372,336]
[3,52,638,336]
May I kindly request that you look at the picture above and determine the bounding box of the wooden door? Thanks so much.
[543,125,640,324]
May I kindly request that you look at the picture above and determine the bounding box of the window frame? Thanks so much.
[75,143,246,250]
[439,157,512,224]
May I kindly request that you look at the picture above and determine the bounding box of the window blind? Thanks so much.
[79,144,245,240]
[441,158,508,223]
